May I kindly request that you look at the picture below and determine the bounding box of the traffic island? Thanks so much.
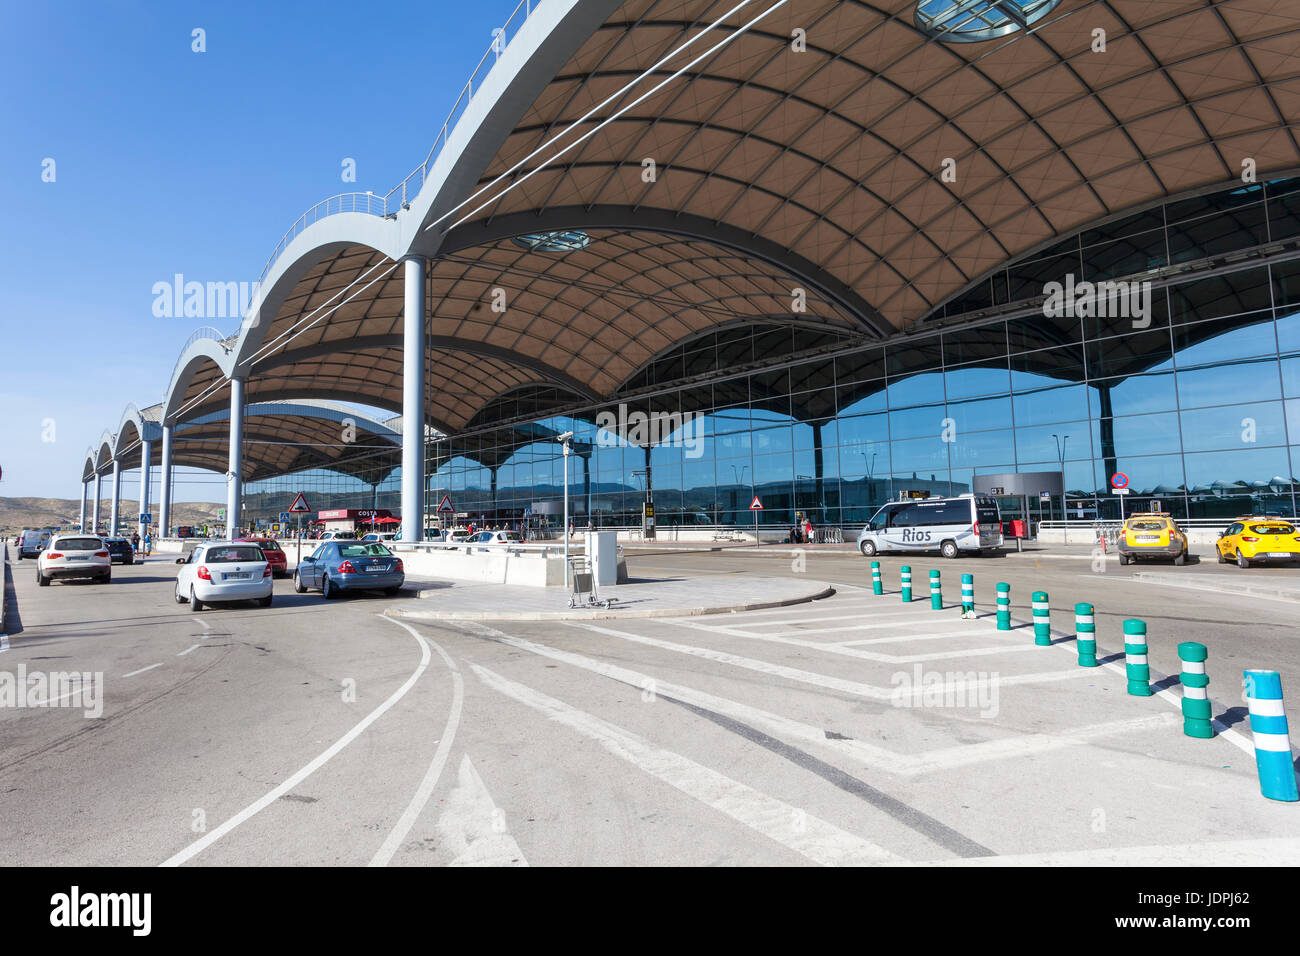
[385,574,835,622]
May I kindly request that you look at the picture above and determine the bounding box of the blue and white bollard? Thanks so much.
[960,573,975,619]
[930,570,942,610]
[900,566,912,603]
[1032,591,1051,646]
[996,582,1010,631]
[871,560,882,595]
[1075,602,1097,667]
[1123,619,1152,697]
[1244,669,1299,802]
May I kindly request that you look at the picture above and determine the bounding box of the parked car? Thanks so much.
[102,537,137,565]
[1216,518,1300,568]
[317,531,358,542]
[16,528,53,560]
[236,537,287,577]
[361,532,398,543]
[294,541,404,599]
[173,541,273,611]
[1117,513,1189,566]
[36,535,111,585]
[465,530,523,546]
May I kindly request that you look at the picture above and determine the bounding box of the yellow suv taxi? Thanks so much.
[1216,517,1300,568]
[1117,512,1189,566]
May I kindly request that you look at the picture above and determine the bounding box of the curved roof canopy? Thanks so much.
[156,0,1300,443]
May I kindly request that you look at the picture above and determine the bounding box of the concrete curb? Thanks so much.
[384,580,836,622]
[1132,570,1300,604]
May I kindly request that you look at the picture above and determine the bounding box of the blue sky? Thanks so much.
[0,0,520,500]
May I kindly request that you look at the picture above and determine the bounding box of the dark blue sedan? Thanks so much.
[293,542,405,599]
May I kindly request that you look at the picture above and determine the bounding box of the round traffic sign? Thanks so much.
[1111,472,1129,489]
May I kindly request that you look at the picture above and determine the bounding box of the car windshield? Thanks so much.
[256,540,281,551]
[338,544,393,557]
[1250,523,1296,534]
[55,538,102,551]
[1128,520,1165,531]
[205,546,264,563]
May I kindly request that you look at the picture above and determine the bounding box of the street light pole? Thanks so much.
[558,431,573,589]
[1053,433,1070,543]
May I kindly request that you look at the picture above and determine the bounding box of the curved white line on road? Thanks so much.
[159,619,432,867]
[369,616,464,867]
[177,644,200,657]
[122,663,164,678]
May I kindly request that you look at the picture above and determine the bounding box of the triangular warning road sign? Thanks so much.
[749,496,763,510]
[288,492,311,513]
[437,494,455,514]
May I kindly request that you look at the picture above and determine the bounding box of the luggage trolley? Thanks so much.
[567,555,613,609]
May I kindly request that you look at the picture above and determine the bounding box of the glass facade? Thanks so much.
[243,178,1300,530]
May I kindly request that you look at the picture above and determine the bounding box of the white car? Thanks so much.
[361,532,397,543]
[173,541,273,611]
[16,528,53,560]
[36,534,111,585]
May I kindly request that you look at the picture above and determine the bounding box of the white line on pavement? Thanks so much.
[471,662,903,865]
[669,618,1042,664]
[918,837,1300,867]
[435,755,529,867]
[456,623,1172,776]
[176,644,200,657]
[122,663,163,678]
[160,619,433,867]
[369,616,464,867]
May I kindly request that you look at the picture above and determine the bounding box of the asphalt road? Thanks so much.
[2,545,1298,866]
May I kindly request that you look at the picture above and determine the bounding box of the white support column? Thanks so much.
[79,480,88,532]
[400,256,426,543]
[109,460,122,536]
[227,377,244,539]
[91,475,100,533]
[138,439,152,542]
[159,424,173,537]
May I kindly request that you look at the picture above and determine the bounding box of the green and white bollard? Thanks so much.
[900,566,912,603]
[1178,642,1213,738]
[930,570,942,610]
[996,582,1011,631]
[871,560,882,595]
[1123,619,1153,696]
[1032,591,1051,645]
[960,573,975,619]
[1075,602,1098,667]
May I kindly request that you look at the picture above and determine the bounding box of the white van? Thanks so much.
[16,528,53,560]
[856,495,1002,558]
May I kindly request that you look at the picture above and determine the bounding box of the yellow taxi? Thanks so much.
[1216,517,1300,568]
[1117,512,1189,566]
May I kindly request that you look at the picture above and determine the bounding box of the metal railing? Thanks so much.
[168,327,233,392]
[255,0,546,287]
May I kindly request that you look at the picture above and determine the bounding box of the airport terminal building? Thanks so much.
[78,0,1300,537]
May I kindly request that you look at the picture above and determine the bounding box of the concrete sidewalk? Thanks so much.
[388,573,834,622]
[1134,569,1300,604]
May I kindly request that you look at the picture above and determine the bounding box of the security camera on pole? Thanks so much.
[557,431,574,588]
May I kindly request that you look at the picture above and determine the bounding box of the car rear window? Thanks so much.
[1127,520,1166,531]
[1250,523,1296,535]
[339,544,393,557]
[204,546,264,563]
[255,540,282,551]
[54,538,102,551]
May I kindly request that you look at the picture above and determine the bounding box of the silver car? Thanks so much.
[173,541,273,611]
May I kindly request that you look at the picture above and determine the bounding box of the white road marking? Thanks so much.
[457,622,1176,776]
[920,837,1300,867]
[176,644,200,657]
[472,663,903,865]
[369,616,464,867]
[656,619,1041,665]
[122,663,163,678]
[434,755,529,867]
[161,619,433,867]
